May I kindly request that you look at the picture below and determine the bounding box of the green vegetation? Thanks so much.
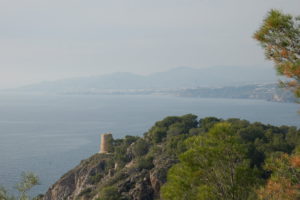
[132,139,149,157]
[97,186,121,200]
[161,123,259,200]
[254,9,300,98]
[136,156,154,170]
[257,152,300,199]
[95,114,300,199]
[0,172,40,200]
[113,135,139,168]
[159,116,300,200]
[41,115,300,200]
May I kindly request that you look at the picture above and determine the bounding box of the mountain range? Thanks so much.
[15,66,279,93]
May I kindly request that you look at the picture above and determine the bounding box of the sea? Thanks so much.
[0,93,299,196]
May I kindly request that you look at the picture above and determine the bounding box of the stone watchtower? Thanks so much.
[99,133,113,154]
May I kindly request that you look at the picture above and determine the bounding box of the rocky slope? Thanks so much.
[43,152,176,200]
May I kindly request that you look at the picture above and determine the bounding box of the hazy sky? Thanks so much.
[0,0,299,88]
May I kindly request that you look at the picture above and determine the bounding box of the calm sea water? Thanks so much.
[0,94,299,195]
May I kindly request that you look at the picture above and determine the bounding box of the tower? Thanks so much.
[99,133,113,154]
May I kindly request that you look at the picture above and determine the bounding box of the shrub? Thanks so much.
[137,156,154,170]
[98,186,121,200]
[149,127,167,144]
[88,172,103,184]
[132,139,149,157]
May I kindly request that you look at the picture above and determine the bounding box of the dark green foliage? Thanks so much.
[245,143,265,168]
[102,158,116,174]
[188,127,202,135]
[132,139,149,157]
[166,114,198,136]
[148,127,168,144]
[79,188,92,198]
[146,114,198,144]
[160,116,300,200]
[161,123,261,200]
[286,126,300,148]
[227,118,250,130]
[32,194,44,200]
[88,172,103,184]
[113,136,139,167]
[167,123,185,136]
[179,114,198,132]
[198,117,221,132]
[105,171,129,186]
[98,186,121,200]
[165,135,188,156]
[136,156,154,170]
[154,116,181,128]
[114,145,130,167]
[144,115,300,172]
[123,136,139,146]
[238,125,265,142]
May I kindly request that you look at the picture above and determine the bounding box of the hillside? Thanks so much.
[38,114,300,200]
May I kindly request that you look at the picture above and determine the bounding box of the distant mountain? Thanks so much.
[14,66,279,93]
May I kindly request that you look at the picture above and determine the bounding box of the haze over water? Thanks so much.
[0,93,299,195]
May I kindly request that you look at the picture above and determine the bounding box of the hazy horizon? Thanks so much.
[2,65,280,91]
[1,0,299,89]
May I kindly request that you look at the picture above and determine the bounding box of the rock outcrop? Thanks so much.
[43,145,177,200]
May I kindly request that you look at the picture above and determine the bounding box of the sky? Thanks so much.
[0,0,299,89]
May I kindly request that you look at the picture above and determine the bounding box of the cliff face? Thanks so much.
[43,147,177,200]
[43,154,110,200]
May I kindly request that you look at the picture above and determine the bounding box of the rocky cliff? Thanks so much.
[41,114,209,200]
[43,152,176,200]
[40,116,189,200]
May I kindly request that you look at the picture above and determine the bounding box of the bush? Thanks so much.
[79,188,92,198]
[180,114,198,131]
[132,139,149,157]
[166,135,188,156]
[199,117,221,132]
[98,186,121,200]
[167,123,185,136]
[137,156,154,170]
[114,136,140,167]
[155,116,181,128]
[88,172,103,184]
[149,127,167,144]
